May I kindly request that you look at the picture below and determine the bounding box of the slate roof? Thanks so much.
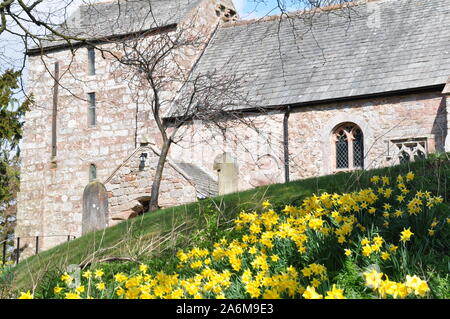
[176,162,218,198]
[29,0,201,52]
[180,0,450,111]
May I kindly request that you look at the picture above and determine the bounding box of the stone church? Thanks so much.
[16,0,450,254]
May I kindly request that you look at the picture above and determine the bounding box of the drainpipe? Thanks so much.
[134,99,139,149]
[51,61,59,162]
[283,105,291,183]
[443,77,450,152]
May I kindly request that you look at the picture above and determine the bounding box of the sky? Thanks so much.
[233,0,248,14]
[237,0,284,19]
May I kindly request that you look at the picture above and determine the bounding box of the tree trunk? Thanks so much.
[148,139,172,212]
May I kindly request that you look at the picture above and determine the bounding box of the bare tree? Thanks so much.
[248,0,353,15]
[6,0,363,216]
[0,0,78,38]
[0,0,354,65]
[101,11,262,211]
[0,1,94,70]
[0,0,357,95]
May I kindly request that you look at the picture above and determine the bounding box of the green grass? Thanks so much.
[7,155,450,296]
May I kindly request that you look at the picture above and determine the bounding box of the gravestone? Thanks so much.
[213,152,238,195]
[82,181,109,235]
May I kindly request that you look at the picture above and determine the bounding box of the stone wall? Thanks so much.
[170,90,447,192]
[16,0,224,255]
[288,91,447,180]
[105,144,198,226]
[16,45,139,254]
[170,113,286,192]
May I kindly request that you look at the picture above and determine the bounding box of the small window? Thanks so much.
[390,138,427,164]
[89,164,97,181]
[332,123,364,171]
[88,93,96,126]
[88,48,95,75]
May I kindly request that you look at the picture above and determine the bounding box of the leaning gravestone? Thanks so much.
[213,152,238,195]
[82,181,109,235]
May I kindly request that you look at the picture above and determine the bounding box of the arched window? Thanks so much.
[332,123,364,171]
[89,164,97,181]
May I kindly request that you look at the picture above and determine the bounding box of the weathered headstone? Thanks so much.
[82,181,109,235]
[213,152,238,195]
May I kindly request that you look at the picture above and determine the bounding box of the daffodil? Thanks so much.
[94,269,104,279]
[325,285,346,299]
[302,286,323,299]
[114,272,128,283]
[400,227,414,242]
[116,287,125,297]
[262,200,271,208]
[96,282,106,291]
[394,209,403,217]
[65,292,81,299]
[405,275,429,297]
[75,285,85,294]
[370,176,380,183]
[60,272,73,285]
[54,286,63,294]
[405,172,415,181]
[270,255,280,262]
[364,270,383,290]
[389,245,398,252]
[18,291,33,299]
[139,264,149,273]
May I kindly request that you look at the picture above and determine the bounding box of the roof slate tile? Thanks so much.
[181,0,449,110]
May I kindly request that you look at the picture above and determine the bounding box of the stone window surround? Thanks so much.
[332,122,364,172]
[385,136,432,163]
[321,114,371,175]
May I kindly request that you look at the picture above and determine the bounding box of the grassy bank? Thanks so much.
[4,155,449,298]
